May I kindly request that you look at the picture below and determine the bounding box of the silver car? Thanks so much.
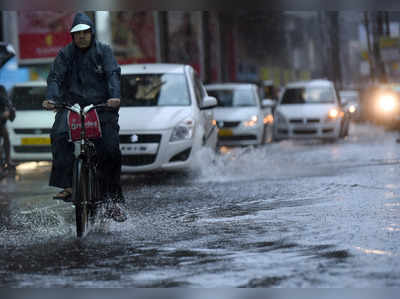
[273,79,347,141]
[206,83,274,146]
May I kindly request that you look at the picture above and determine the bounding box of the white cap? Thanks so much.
[70,24,91,33]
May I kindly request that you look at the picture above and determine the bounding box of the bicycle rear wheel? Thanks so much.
[73,159,89,238]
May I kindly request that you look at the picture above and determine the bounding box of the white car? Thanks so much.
[205,83,274,146]
[8,81,54,162]
[119,63,218,173]
[273,79,346,141]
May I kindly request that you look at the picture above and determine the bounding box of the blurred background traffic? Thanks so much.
[1,11,400,125]
[2,11,400,166]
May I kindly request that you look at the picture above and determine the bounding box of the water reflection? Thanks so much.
[354,246,394,256]
[0,189,11,229]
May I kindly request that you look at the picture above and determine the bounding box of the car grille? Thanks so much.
[217,121,241,128]
[121,154,156,166]
[289,118,320,124]
[13,146,51,153]
[14,128,52,134]
[119,134,162,144]
[293,129,317,135]
[219,135,257,141]
[322,128,334,134]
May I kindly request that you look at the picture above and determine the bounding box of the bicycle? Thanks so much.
[49,101,111,238]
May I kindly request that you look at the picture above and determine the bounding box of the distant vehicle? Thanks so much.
[205,83,275,146]
[119,63,218,173]
[273,79,349,142]
[340,89,361,121]
[8,81,54,162]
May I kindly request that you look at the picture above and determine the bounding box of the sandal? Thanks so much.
[53,188,73,202]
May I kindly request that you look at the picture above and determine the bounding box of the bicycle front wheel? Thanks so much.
[73,159,89,238]
[87,166,99,224]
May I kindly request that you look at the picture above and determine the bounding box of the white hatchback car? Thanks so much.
[8,81,54,162]
[205,83,274,146]
[273,79,345,141]
[119,63,218,173]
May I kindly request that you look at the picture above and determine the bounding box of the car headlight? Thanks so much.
[243,115,258,127]
[170,117,194,142]
[348,104,357,113]
[327,108,339,119]
[263,114,274,124]
[378,94,397,112]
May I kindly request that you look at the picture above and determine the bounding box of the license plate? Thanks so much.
[21,137,51,145]
[219,129,233,136]
[120,143,158,154]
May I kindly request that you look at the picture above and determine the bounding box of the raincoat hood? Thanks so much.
[70,12,95,36]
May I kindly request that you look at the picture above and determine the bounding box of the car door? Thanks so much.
[193,73,214,145]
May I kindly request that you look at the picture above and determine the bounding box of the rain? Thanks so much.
[1,7,400,289]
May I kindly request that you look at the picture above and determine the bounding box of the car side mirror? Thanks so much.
[261,98,276,108]
[201,96,217,109]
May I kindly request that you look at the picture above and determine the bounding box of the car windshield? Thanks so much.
[207,89,256,107]
[281,87,336,104]
[10,86,47,110]
[121,73,190,107]
[340,93,359,103]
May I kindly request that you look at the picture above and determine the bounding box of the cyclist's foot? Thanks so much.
[53,188,73,202]
[104,203,128,222]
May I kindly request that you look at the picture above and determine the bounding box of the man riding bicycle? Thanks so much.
[42,12,127,222]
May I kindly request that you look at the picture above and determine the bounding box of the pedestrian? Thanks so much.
[0,84,16,171]
[42,11,127,222]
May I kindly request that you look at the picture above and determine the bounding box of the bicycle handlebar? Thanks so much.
[47,100,116,114]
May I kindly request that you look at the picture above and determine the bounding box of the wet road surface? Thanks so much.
[1,123,400,287]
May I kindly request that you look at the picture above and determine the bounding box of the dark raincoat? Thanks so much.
[0,85,9,126]
[47,12,123,201]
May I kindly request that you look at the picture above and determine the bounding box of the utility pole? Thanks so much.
[329,11,342,90]
[364,12,376,82]
[202,11,211,83]
[372,11,387,82]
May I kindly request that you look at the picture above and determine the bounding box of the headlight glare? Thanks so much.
[378,94,397,112]
[243,115,258,127]
[348,105,357,113]
[264,114,274,124]
[328,108,339,119]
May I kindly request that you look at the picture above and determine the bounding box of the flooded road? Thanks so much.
[1,123,400,287]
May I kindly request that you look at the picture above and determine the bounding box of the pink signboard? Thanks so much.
[17,11,75,64]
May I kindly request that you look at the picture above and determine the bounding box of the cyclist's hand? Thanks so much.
[42,100,56,111]
[2,111,10,119]
[107,98,120,109]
